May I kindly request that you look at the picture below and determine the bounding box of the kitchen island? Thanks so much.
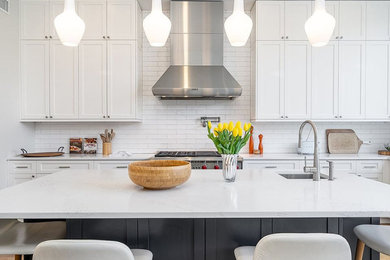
[0,169,389,260]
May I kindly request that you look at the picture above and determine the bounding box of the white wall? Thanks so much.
[32,11,390,155]
[0,0,35,188]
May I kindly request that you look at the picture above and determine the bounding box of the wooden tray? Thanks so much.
[21,147,64,157]
[129,160,191,190]
[378,150,390,156]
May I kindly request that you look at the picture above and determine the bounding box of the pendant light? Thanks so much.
[143,0,171,47]
[305,0,336,47]
[224,0,253,47]
[54,0,85,47]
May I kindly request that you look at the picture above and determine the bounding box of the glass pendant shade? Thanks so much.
[305,0,336,47]
[54,0,85,47]
[224,0,253,47]
[143,0,171,47]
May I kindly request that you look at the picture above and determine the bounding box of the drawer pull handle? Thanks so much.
[363,166,376,169]
[322,166,329,169]
[58,166,71,169]
[16,166,28,169]
[265,166,277,169]
[116,166,128,169]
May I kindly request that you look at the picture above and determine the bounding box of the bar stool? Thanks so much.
[234,233,351,260]
[354,224,390,260]
[0,219,66,260]
[33,240,153,260]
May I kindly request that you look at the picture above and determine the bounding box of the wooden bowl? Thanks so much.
[128,160,191,190]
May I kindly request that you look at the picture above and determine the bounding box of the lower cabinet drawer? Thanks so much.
[8,162,36,173]
[93,162,131,170]
[12,173,38,185]
[37,161,92,173]
[243,161,300,170]
[317,160,357,175]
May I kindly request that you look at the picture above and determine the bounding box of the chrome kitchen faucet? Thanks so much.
[298,120,320,181]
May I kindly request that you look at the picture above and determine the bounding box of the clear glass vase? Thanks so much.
[221,154,238,182]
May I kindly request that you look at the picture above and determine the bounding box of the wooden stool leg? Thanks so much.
[355,239,365,260]
[14,255,21,260]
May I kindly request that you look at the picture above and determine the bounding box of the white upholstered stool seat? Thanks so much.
[235,233,351,260]
[0,219,66,255]
[33,240,153,260]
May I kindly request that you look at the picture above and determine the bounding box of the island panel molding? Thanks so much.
[250,1,390,122]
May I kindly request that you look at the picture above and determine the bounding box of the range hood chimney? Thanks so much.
[152,0,242,100]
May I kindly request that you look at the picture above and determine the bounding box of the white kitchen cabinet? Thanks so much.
[37,161,92,173]
[77,0,107,40]
[20,41,50,120]
[243,160,300,170]
[284,1,311,41]
[338,41,365,119]
[107,0,136,40]
[20,0,50,40]
[50,0,65,39]
[93,161,130,170]
[356,160,383,181]
[254,41,284,120]
[49,41,79,119]
[365,42,390,119]
[339,1,366,41]
[366,1,390,41]
[107,41,137,119]
[256,1,284,41]
[311,41,339,119]
[284,41,311,119]
[78,41,107,119]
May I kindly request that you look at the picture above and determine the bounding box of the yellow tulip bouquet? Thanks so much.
[207,121,252,154]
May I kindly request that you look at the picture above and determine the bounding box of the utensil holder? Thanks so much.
[103,142,112,156]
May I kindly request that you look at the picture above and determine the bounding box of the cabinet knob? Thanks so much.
[103,115,106,118]
[50,116,53,118]
[103,36,106,39]
[280,115,284,119]
[340,36,343,39]
[50,36,52,39]
[45,36,48,39]
[107,36,110,39]
[334,115,338,118]
[45,116,48,119]
[285,115,288,119]
[339,115,342,118]
[285,36,289,39]
[281,36,284,39]
[32,175,36,178]
[107,115,110,118]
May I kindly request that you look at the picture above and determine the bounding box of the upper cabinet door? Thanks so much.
[284,1,311,41]
[366,1,390,41]
[311,41,339,119]
[284,41,311,119]
[365,42,389,119]
[107,0,136,40]
[20,0,50,39]
[256,1,284,41]
[79,41,107,119]
[107,41,136,119]
[20,41,50,120]
[255,41,284,120]
[49,41,79,119]
[339,41,365,119]
[339,1,366,40]
[314,1,339,41]
[50,0,65,39]
[78,0,107,40]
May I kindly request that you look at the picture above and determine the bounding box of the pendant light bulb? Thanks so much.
[224,0,253,47]
[305,0,336,47]
[54,0,85,47]
[143,0,171,47]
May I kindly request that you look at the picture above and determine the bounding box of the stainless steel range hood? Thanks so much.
[152,1,242,100]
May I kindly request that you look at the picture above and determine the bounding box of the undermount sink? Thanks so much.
[277,172,327,180]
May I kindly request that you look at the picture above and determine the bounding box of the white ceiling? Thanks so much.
[137,0,257,11]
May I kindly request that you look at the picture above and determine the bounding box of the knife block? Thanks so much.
[103,142,112,156]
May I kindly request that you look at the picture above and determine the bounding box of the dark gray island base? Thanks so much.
[67,217,379,260]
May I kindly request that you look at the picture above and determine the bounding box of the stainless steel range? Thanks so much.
[155,151,243,170]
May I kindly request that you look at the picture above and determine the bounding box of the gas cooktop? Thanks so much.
[155,151,221,158]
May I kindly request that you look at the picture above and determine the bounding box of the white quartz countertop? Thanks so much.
[7,153,155,161]
[7,153,389,161]
[0,169,390,219]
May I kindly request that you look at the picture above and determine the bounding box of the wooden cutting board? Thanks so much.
[327,129,363,154]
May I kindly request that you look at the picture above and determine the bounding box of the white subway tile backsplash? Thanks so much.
[33,11,390,155]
